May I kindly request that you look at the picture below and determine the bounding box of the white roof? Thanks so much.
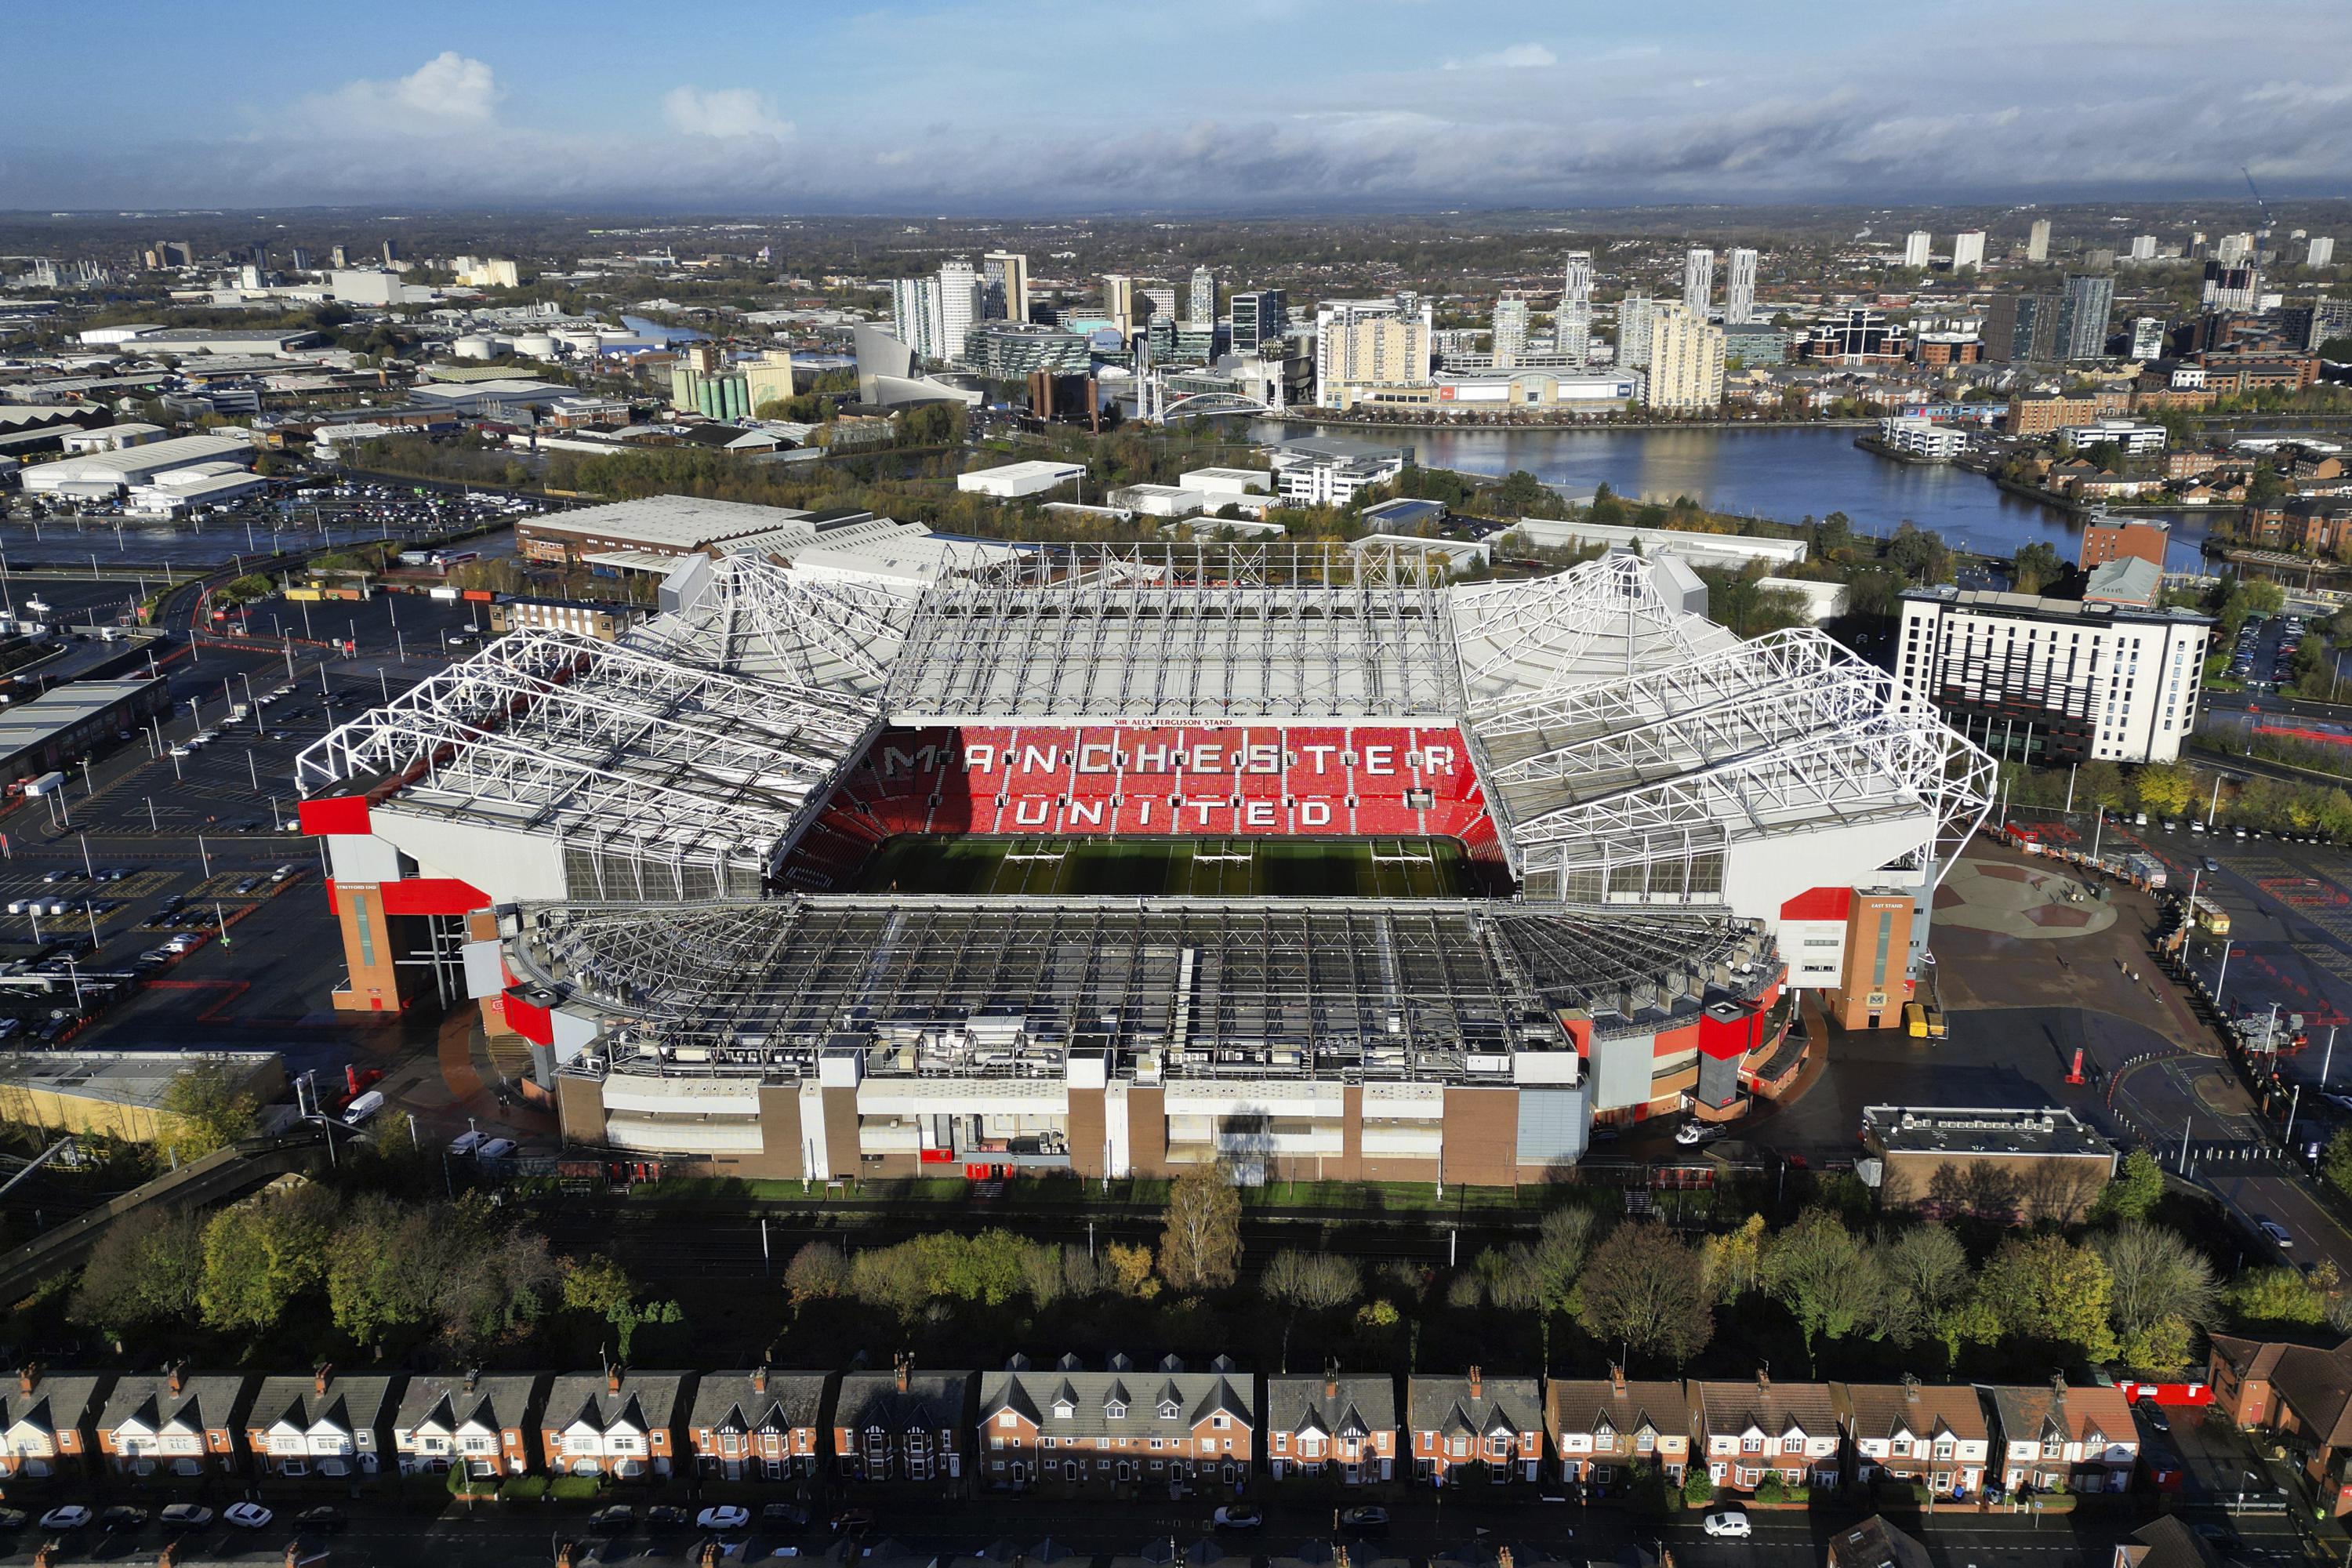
[537,495,813,552]
[27,433,252,481]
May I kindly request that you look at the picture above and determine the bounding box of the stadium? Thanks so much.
[296,510,1994,1185]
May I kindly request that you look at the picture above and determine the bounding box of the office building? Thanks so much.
[1724,248,1758,325]
[1721,322,1790,366]
[1903,231,1933,269]
[1491,295,1530,368]
[959,322,1091,380]
[1189,267,1215,326]
[1560,252,1594,364]
[981,252,1029,324]
[1896,586,2210,764]
[381,239,401,267]
[1980,293,2056,364]
[1644,301,1724,412]
[1877,416,1970,461]
[1804,307,1907,364]
[2027,219,2052,262]
[1951,231,1987,273]
[2129,317,2167,360]
[937,261,983,367]
[1617,289,1655,372]
[2310,237,2337,270]
[891,276,940,360]
[2054,274,2115,361]
[328,245,349,268]
[1230,289,1287,354]
[288,247,312,271]
[2127,235,2158,263]
[1312,298,1433,408]
[1141,286,1175,327]
[1102,274,1135,338]
[1682,249,1714,315]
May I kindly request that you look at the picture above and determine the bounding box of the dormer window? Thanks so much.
[1159,1401,1181,1420]
[1781,1436,1804,1454]
[1891,1437,1910,1457]
[1052,1401,1074,1421]
[2042,1435,2063,1457]
[1105,1401,1127,1421]
[2084,1428,2103,1450]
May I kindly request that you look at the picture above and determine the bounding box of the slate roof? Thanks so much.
[2211,1334,2352,1448]
[1689,1375,1840,1442]
[0,1370,107,1439]
[2118,1515,2223,1568]
[1985,1378,2136,1453]
[980,1354,1251,1441]
[543,1370,691,1435]
[836,1370,974,1434]
[246,1373,399,1438]
[688,1370,830,1437]
[1405,1374,1544,1439]
[1832,1381,1990,1446]
[98,1372,250,1436]
[1544,1375,1691,1446]
[393,1373,544,1436]
[1265,1374,1396,1440]
[1824,1515,1932,1568]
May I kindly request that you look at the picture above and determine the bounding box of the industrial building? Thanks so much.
[956,460,1085,499]
[0,679,171,786]
[0,1051,285,1145]
[19,434,255,499]
[1860,1105,2116,1221]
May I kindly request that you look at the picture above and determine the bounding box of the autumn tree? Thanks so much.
[1159,1160,1242,1292]
[2095,1222,2216,1370]
[1700,1214,1766,1304]
[2225,1266,2328,1328]
[1262,1250,1363,1312]
[1873,1222,1973,1365]
[1761,1209,1882,1371]
[69,1207,205,1346]
[1973,1235,2118,1361]
[199,1183,336,1333]
[158,1060,260,1164]
[784,1242,848,1306]
[1575,1221,1714,1367]
[2091,1149,2165,1223]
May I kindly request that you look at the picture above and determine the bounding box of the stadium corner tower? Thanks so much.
[297,537,1990,1185]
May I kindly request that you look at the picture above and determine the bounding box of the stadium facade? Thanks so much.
[297,516,1991,1184]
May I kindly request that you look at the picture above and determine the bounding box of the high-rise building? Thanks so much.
[1555,252,1595,365]
[1312,297,1433,408]
[1951,231,1987,272]
[2027,219,2052,262]
[937,260,984,366]
[1644,301,1724,412]
[2201,262,2260,312]
[2127,235,2158,263]
[1188,267,1216,325]
[1491,295,1530,368]
[328,245,350,269]
[157,240,194,268]
[2129,317,2168,360]
[1725,248,1759,325]
[1682,249,1714,315]
[1102,274,1135,338]
[381,239,401,267]
[2053,273,2115,361]
[1903,231,1932,269]
[1980,294,2056,364]
[1141,286,1176,325]
[982,251,1030,323]
[2310,236,2337,269]
[288,247,312,271]
[891,275,941,360]
[1231,289,1287,354]
[1617,289,1655,372]
[2217,233,2256,264]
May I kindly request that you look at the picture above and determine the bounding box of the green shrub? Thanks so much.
[549,1475,602,1501]
[1682,1470,1715,1508]
[498,1475,548,1503]
[1756,1473,1786,1505]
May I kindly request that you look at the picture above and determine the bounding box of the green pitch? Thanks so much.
[853,835,1479,898]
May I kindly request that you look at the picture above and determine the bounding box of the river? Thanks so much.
[1248,420,2213,572]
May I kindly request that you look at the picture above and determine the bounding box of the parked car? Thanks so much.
[1339,1506,1390,1531]
[100,1506,147,1532]
[160,1504,214,1530]
[761,1503,811,1528]
[477,1137,517,1159]
[1213,1506,1263,1530]
[1675,1120,1729,1146]
[1702,1509,1751,1538]
[697,1506,751,1530]
[38,1506,91,1530]
[295,1506,345,1534]
[589,1505,637,1534]
[829,1509,875,1536]
[223,1503,273,1530]
[0,1508,26,1530]
[448,1129,488,1156]
[647,1505,691,1531]
[2136,1396,2170,1434]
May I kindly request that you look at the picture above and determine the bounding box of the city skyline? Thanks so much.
[3,0,2350,212]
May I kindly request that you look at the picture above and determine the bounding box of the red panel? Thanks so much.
[1780,885,1854,923]
[298,795,372,836]
[380,877,491,916]
[1698,1004,1758,1061]
[502,990,554,1045]
[324,880,339,915]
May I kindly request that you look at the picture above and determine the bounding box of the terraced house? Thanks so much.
[1545,1368,1692,1492]
[243,1367,397,1480]
[1691,1373,1842,1494]
[835,1358,971,1485]
[1834,1378,1991,1497]
[688,1367,828,1481]
[1408,1368,1545,1484]
[391,1371,543,1479]
[1264,1372,1396,1484]
[0,1366,103,1481]
[1988,1376,2137,1494]
[979,1353,1254,1490]
[540,1367,687,1479]
[95,1368,249,1479]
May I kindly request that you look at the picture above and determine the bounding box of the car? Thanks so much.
[160,1504,215,1530]
[2203,857,2220,873]
[223,1502,274,1530]
[1702,1509,1751,1538]
[0,1508,25,1530]
[295,1504,346,1534]
[2325,1093,2352,1114]
[589,1505,637,1533]
[762,1503,812,1528]
[271,864,297,882]
[4,898,26,915]
[39,1506,91,1530]
[1213,1505,1263,1529]
[829,1509,875,1535]
[42,869,78,884]
[647,1505,691,1531]
[2258,1217,2294,1248]
[1675,1121,1729,1146]
[100,1505,148,1531]
[448,1128,488,1156]
[698,1506,752,1530]
[477,1137,517,1159]
[1339,1506,1390,1530]
[2136,1396,2171,1433]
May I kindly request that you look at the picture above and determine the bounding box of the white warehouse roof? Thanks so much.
[20,434,252,493]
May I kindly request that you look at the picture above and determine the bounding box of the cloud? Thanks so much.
[1442,42,1556,71]
[662,85,794,141]
[293,52,501,134]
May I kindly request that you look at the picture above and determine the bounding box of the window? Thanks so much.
[1933,1439,1954,1461]
[997,1411,1017,1428]
[1740,1436,1762,1454]
[2042,1436,2063,1458]
[1782,1436,1804,1455]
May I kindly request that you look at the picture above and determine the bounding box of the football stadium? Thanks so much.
[296,509,1993,1185]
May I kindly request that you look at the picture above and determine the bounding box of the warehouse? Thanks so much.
[19,434,255,499]
[956,459,1084,499]
[0,678,172,786]
[515,495,823,564]
[0,1051,285,1145]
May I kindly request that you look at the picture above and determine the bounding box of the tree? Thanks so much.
[1700,1214,1766,1304]
[2325,1128,2352,1202]
[1574,1221,1715,1366]
[2093,1221,2217,1370]
[158,1060,260,1163]
[1973,1235,2118,1361]
[1261,1250,1363,1312]
[1159,1160,1242,1292]
[2012,541,2064,596]
[561,1254,636,1316]
[1873,1222,1972,1362]
[1495,470,1552,516]
[784,1242,848,1306]
[435,1200,559,1356]
[1104,1242,1157,1298]
[2091,1149,2165,1222]
[2225,1266,2328,1327]
[327,1193,448,1355]
[1761,1209,1881,1370]
[1886,522,1955,586]
[199,1184,336,1333]
[2134,762,2195,819]
[69,1207,205,1344]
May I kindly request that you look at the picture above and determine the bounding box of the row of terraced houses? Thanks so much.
[0,1357,2172,1502]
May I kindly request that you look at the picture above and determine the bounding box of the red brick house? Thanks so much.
[1545,1367,1692,1493]
[978,1352,1253,1491]
[1406,1367,1544,1485]
[1264,1372,1396,1484]
[94,1367,249,1479]
[539,1367,688,1479]
[688,1367,828,1481]
[2211,1333,2352,1515]
[0,1365,105,1481]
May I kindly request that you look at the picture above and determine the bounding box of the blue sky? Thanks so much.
[2,0,2347,211]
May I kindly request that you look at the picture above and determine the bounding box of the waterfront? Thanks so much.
[1251,419,2214,570]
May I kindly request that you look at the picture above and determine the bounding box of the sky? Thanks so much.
[2,0,2348,213]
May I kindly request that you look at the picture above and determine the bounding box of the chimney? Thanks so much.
[754,1365,770,1396]
[1903,1374,1921,1402]
[17,1365,34,1396]
[315,1363,333,1396]
[1325,1376,1338,1401]
[896,1353,911,1395]
[1468,1365,1482,1401]
[608,1365,624,1396]
[1610,1364,1626,1396]
[2050,1372,2067,1396]
[1756,1367,1769,1391]
[464,1367,481,1394]
[168,1363,184,1396]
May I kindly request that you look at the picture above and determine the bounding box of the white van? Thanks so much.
[341,1089,384,1127]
